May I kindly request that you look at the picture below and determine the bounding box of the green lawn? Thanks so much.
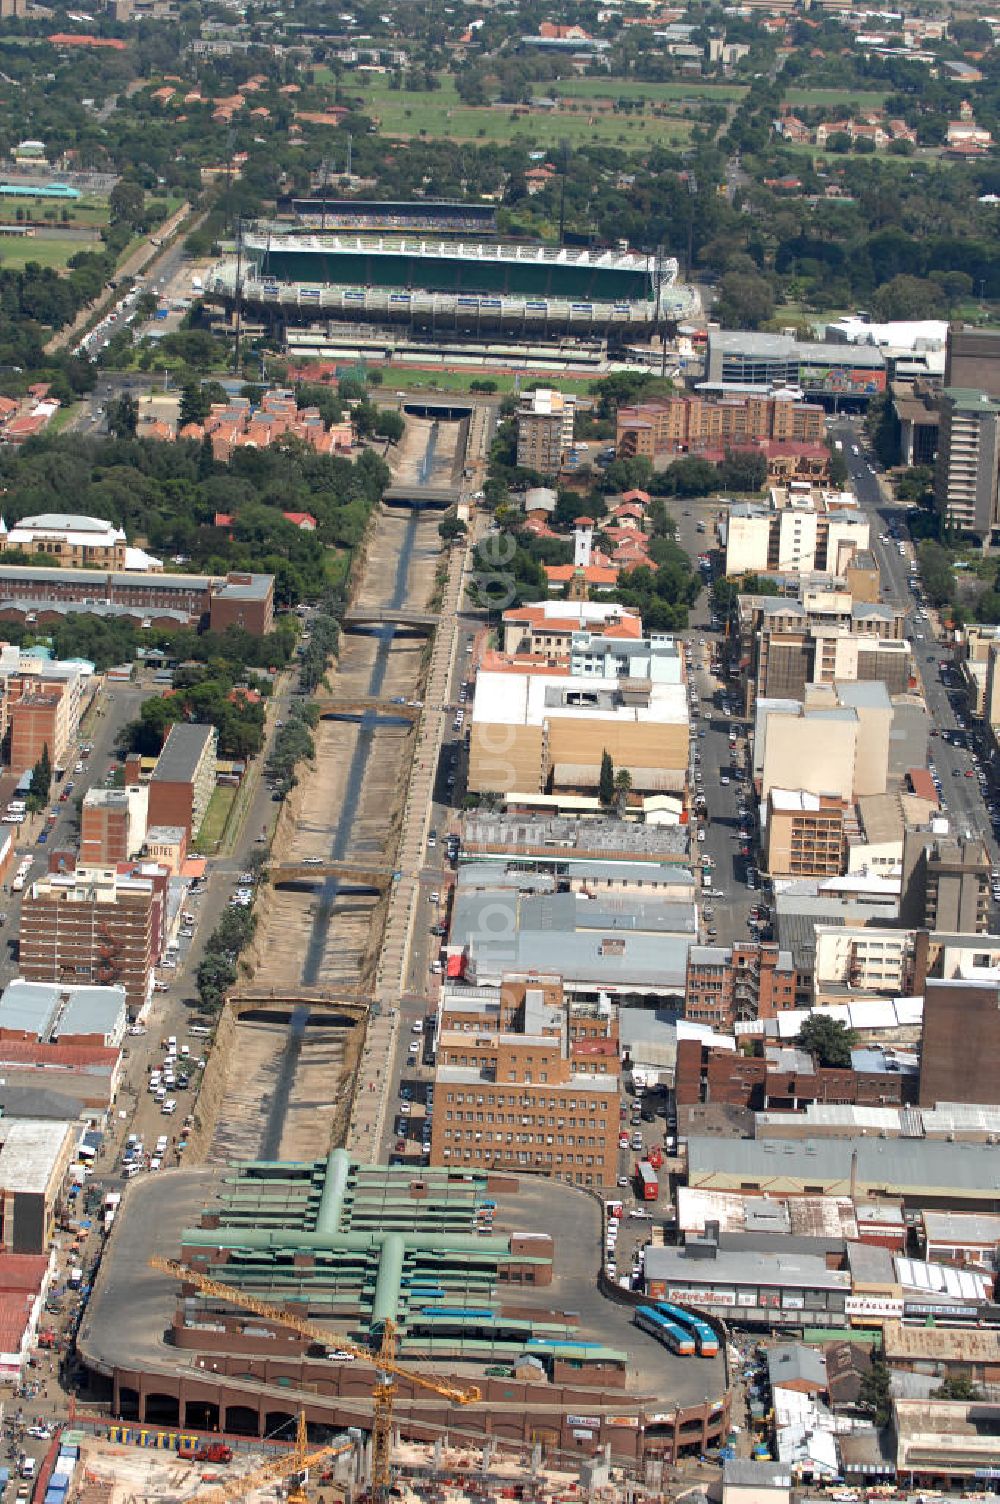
[0,196,108,230]
[378,367,600,396]
[552,77,746,102]
[350,74,693,150]
[194,785,237,854]
[0,233,90,270]
[782,86,889,109]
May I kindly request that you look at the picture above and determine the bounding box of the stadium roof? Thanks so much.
[241,229,663,275]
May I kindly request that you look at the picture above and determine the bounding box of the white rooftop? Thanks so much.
[472,668,689,727]
[0,1118,74,1193]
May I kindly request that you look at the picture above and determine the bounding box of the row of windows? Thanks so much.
[445,1091,607,1110]
[447,1111,607,1130]
[442,1128,608,1150]
[441,1143,606,1169]
[441,1148,599,1183]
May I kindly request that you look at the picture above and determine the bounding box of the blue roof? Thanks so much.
[0,979,126,1041]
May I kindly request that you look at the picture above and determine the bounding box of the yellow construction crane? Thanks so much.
[150,1256,481,1499]
[190,1413,353,1504]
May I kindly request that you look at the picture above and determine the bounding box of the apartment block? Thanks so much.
[763,790,847,879]
[684,942,797,1030]
[516,388,575,475]
[757,681,892,802]
[724,485,869,579]
[147,722,217,839]
[732,591,908,715]
[812,925,916,1002]
[900,825,991,934]
[7,682,68,776]
[80,786,149,866]
[430,975,620,1186]
[19,868,164,1010]
[934,388,1000,540]
[616,393,825,459]
[919,978,1000,1109]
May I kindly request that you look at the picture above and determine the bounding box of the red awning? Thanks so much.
[446,953,464,979]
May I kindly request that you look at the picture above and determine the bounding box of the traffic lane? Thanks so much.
[851,472,1000,861]
[689,634,757,945]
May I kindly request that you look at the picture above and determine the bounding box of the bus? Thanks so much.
[637,1161,658,1202]
[654,1302,719,1358]
[634,1305,694,1357]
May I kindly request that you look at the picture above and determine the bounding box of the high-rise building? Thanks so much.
[763,790,847,879]
[5,673,81,776]
[944,326,1000,399]
[430,974,620,1186]
[900,824,991,933]
[80,786,149,866]
[919,978,1000,1107]
[684,942,798,1030]
[934,388,1000,540]
[516,389,575,475]
[147,723,217,839]
[19,869,164,1010]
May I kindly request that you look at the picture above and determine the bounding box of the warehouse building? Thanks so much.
[448,880,694,1000]
[685,1134,1000,1210]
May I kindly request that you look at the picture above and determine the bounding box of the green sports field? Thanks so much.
[348,74,696,151]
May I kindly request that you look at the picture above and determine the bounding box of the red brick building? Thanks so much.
[430,975,621,1187]
[19,869,164,1010]
[684,942,797,1030]
[147,723,218,840]
[8,683,66,777]
[675,1038,913,1113]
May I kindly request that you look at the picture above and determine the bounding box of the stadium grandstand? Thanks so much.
[277,197,498,237]
[205,226,696,339]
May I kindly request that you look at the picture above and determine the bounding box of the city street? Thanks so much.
[833,419,1000,872]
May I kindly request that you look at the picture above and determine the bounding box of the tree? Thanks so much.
[933,1375,984,1401]
[714,270,774,331]
[374,409,404,444]
[31,743,51,801]
[871,274,945,322]
[796,1014,858,1068]
[858,1346,892,1429]
[179,381,210,428]
[106,393,138,439]
[918,541,956,607]
[599,749,615,807]
[109,179,145,228]
[438,514,467,542]
[196,953,236,1011]
[614,767,632,815]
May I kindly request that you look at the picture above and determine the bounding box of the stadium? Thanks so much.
[204,225,696,341]
[276,197,499,237]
